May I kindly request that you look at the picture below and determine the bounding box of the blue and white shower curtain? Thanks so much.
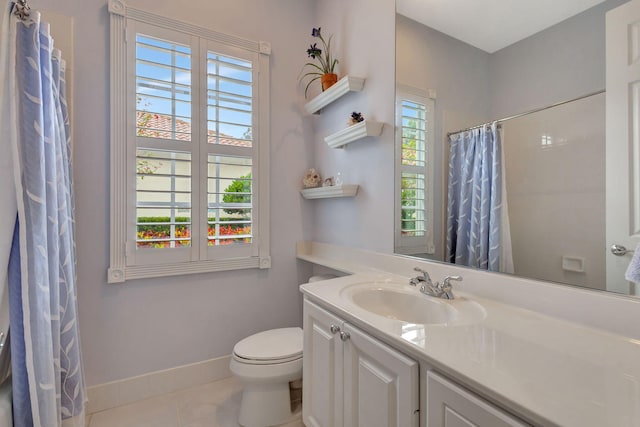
[446,123,513,273]
[1,5,86,427]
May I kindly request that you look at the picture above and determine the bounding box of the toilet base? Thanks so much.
[238,381,298,427]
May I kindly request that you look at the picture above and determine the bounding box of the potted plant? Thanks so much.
[299,27,339,98]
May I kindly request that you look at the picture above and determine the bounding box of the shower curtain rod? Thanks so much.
[447,89,606,137]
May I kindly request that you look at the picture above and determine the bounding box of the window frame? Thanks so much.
[395,85,435,255]
[108,0,271,283]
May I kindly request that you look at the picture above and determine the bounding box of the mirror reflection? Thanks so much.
[395,0,638,297]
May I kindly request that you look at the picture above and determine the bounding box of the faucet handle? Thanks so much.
[441,275,463,287]
[438,275,462,300]
[413,267,433,283]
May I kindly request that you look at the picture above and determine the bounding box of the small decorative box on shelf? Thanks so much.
[304,76,365,115]
[300,184,360,199]
[325,120,384,149]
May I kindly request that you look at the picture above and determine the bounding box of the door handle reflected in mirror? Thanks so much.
[611,244,635,256]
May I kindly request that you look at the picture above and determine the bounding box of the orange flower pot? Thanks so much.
[321,73,338,91]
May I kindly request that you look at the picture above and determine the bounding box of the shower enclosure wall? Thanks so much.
[502,93,605,290]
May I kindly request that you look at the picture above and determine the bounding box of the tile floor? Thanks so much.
[87,376,304,427]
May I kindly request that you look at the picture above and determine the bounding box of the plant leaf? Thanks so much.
[298,62,324,81]
[300,69,323,78]
[304,76,320,98]
[303,62,324,72]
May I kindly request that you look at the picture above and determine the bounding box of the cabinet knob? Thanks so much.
[330,325,341,334]
[340,331,351,342]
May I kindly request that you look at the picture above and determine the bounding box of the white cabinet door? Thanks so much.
[426,371,529,427]
[303,300,344,427]
[303,300,420,427]
[342,324,420,427]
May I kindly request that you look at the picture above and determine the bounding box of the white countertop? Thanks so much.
[297,242,640,427]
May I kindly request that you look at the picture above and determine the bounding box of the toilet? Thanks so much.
[230,275,337,427]
[230,327,303,427]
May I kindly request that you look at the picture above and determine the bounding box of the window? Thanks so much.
[395,86,435,255]
[108,3,271,282]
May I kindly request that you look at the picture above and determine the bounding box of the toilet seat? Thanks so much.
[232,327,302,365]
[230,355,302,383]
[233,352,301,365]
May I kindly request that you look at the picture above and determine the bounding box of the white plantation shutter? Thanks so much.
[205,52,253,148]
[135,35,192,141]
[207,156,252,248]
[134,30,193,255]
[401,99,427,237]
[395,87,435,255]
[203,45,257,259]
[136,149,192,248]
[129,24,199,266]
[108,7,270,282]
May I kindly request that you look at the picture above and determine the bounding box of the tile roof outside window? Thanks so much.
[136,112,252,147]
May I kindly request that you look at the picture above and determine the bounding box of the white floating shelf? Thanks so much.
[300,184,360,199]
[325,120,384,149]
[304,76,366,115]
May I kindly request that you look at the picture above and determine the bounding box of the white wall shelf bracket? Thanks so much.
[300,185,360,199]
[304,76,365,115]
[325,120,383,149]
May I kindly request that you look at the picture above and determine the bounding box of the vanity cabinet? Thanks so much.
[426,371,530,427]
[303,299,420,427]
[302,299,532,427]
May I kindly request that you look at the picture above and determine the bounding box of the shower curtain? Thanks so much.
[1,5,86,427]
[446,122,514,273]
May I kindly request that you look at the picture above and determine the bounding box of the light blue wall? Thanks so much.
[489,0,629,118]
[310,0,397,253]
[36,0,317,386]
[397,0,630,133]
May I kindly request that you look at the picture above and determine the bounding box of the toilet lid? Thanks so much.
[233,327,303,362]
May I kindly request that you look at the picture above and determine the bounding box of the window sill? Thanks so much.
[108,256,271,283]
[394,245,435,256]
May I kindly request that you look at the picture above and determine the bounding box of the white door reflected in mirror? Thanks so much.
[605,0,640,296]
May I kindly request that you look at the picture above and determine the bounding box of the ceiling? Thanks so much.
[396,0,610,53]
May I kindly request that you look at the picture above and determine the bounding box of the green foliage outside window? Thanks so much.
[401,119,419,234]
[222,173,252,216]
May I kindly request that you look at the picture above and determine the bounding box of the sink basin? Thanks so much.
[340,282,486,325]
[349,287,455,324]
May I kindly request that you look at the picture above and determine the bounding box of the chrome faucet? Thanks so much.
[409,267,463,300]
[410,267,439,295]
[438,275,463,300]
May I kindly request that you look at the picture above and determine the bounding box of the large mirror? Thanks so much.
[394,0,639,298]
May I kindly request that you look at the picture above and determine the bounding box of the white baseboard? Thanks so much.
[86,355,232,414]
